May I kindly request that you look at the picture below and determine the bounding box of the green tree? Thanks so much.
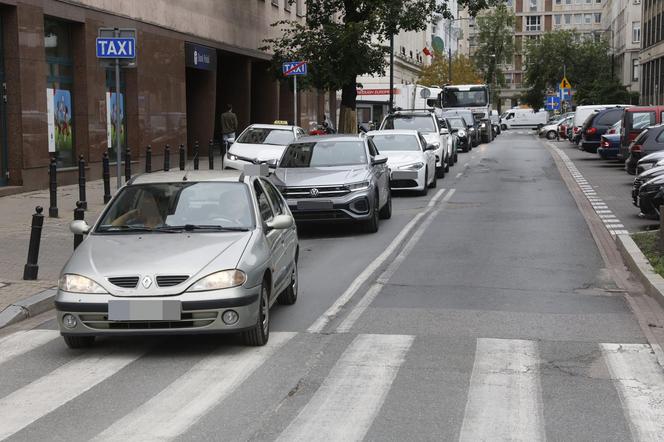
[262,0,503,133]
[418,52,483,86]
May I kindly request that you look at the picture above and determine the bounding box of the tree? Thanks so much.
[262,0,503,133]
[418,52,483,86]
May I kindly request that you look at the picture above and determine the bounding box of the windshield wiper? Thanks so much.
[171,224,250,232]
[99,225,180,233]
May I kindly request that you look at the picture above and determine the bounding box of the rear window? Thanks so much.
[370,134,421,152]
[633,129,650,145]
[657,129,664,143]
[382,115,436,132]
[630,111,656,130]
[595,109,623,125]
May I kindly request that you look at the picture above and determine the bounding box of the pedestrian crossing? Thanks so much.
[0,329,662,441]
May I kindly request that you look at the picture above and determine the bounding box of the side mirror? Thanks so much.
[266,158,278,169]
[266,214,294,230]
[372,155,388,165]
[439,128,449,135]
[425,144,437,151]
[226,138,235,146]
[70,220,91,235]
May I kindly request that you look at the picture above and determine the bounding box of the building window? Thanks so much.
[584,14,592,25]
[585,0,591,4]
[632,58,639,81]
[284,0,291,12]
[526,16,541,31]
[594,13,601,23]
[556,0,562,3]
[574,14,582,24]
[566,0,572,4]
[554,14,562,25]
[632,21,640,43]
[564,14,572,24]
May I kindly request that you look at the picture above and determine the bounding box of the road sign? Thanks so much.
[282,61,308,76]
[559,87,572,102]
[96,37,136,58]
[560,76,572,90]
[545,95,561,111]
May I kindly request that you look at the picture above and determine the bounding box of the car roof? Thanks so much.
[388,110,435,117]
[246,124,298,130]
[291,134,365,144]
[128,170,245,185]
[366,129,421,136]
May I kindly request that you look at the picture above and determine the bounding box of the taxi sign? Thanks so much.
[273,120,289,125]
[560,76,571,90]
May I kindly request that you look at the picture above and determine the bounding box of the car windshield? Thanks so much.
[382,115,436,132]
[441,87,488,107]
[236,128,295,146]
[96,182,254,233]
[447,118,466,129]
[442,112,474,126]
[279,141,367,167]
[370,134,421,152]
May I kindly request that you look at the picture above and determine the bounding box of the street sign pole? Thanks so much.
[114,28,122,190]
[294,75,298,126]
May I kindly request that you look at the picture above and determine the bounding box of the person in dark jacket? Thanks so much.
[221,104,238,145]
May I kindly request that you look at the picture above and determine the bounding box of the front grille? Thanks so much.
[80,312,217,330]
[390,179,418,188]
[156,275,189,287]
[282,185,350,198]
[292,210,351,221]
[108,277,139,288]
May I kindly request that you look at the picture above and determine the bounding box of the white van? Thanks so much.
[501,108,548,130]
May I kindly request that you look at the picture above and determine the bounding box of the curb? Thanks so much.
[615,234,664,308]
[0,288,56,329]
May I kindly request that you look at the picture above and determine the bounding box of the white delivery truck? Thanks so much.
[501,108,548,130]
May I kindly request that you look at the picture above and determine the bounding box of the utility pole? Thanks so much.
[448,18,453,83]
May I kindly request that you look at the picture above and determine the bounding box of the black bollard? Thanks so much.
[48,157,58,218]
[164,145,170,171]
[179,144,185,170]
[145,145,152,173]
[73,201,85,250]
[193,141,199,170]
[77,155,87,210]
[208,139,214,170]
[124,147,131,181]
[102,152,111,204]
[23,206,44,280]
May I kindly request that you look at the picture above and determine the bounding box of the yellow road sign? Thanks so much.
[560,77,571,89]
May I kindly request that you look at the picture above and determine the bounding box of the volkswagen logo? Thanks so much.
[141,276,153,288]
[309,188,320,197]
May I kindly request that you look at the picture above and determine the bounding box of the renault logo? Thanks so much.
[141,276,153,288]
[309,188,320,197]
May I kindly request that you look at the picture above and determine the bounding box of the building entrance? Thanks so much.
[185,43,217,159]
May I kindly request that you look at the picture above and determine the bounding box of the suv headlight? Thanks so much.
[347,180,370,191]
[59,274,108,294]
[187,270,246,292]
[399,162,424,170]
[227,153,238,161]
[458,130,466,138]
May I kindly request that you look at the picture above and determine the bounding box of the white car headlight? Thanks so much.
[347,180,370,191]
[399,162,424,170]
[187,270,246,292]
[59,274,108,294]
[481,122,487,128]
[458,130,466,138]
[227,153,238,161]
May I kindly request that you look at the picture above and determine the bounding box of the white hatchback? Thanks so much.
[225,124,305,170]
[368,130,437,195]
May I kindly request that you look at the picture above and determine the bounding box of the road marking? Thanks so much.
[93,332,295,442]
[0,348,144,440]
[601,343,664,441]
[459,338,545,442]
[307,189,447,333]
[336,190,456,333]
[0,330,59,366]
[276,334,413,442]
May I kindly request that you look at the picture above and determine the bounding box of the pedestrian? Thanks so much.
[221,104,238,146]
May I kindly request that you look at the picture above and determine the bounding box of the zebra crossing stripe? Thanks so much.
[277,334,413,442]
[601,343,664,441]
[0,330,59,366]
[0,348,144,440]
[459,338,545,442]
[93,332,296,441]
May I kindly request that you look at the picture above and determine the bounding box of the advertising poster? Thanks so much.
[46,88,56,153]
[106,92,125,149]
[53,89,73,156]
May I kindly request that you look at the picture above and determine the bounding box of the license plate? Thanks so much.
[391,171,418,180]
[297,200,333,210]
[108,299,181,321]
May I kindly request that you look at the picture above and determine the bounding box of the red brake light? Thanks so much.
[601,140,609,148]
[573,127,580,133]
[586,127,597,135]
[631,144,642,153]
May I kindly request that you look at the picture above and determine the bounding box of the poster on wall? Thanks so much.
[52,89,73,156]
[46,88,56,152]
[106,92,125,149]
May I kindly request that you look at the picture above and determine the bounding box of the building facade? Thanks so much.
[0,0,333,191]
[640,0,664,105]
[602,0,641,95]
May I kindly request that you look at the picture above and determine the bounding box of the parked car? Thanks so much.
[446,116,471,152]
[367,130,437,195]
[619,106,664,160]
[441,109,480,148]
[571,105,631,145]
[625,124,664,174]
[56,169,299,348]
[632,165,664,207]
[559,114,574,139]
[635,173,664,218]
[225,124,305,170]
[272,135,391,232]
[538,117,564,139]
[597,133,621,160]
[381,110,451,177]
[580,107,626,153]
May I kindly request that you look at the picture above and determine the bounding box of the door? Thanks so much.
[253,179,284,298]
[0,17,7,186]
[367,138,388,206]
[261,178,294,292]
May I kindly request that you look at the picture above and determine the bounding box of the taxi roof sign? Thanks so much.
[560,77,572,90]
[273,120,289,125]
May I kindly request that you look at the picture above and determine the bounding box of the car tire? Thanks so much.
[363,195,380,233]
[546,130,557,140]
[428,170,437,188]
[379,190,392,219]
[454,152,458,163]
[436,164,445,178]
[501,124,507,131]
[63,335,95,349]
[277,259,298,306]
[444,155,450,172]
[243,281,270,346]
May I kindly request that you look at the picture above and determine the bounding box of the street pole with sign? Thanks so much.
[282,61,307,126]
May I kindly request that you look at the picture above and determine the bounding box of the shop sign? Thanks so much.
[185,43,217,71]
[357,88,400,96]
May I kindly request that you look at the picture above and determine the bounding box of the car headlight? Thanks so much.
[642,163,654,170]
[398,162,424,170]
[458,130,466,138]
[58,274,108,294]
[227,153,238,161]
[481,122,487,128]
[187,270,246,292]
[347,180,370,191]
[469,127,476,132]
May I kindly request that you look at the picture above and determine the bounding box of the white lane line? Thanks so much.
[0,330,59,366]
[596,210,613,214]
[93,332,295,442]
[276,334,413,442]
[0,348,144,440]
[601,343,664,441]
[456,172,462,178]
[459,338,545,442]
[336,190,456,333]
[307,189,446,333]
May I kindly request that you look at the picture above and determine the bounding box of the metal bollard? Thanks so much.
[164,144,170,171]
[23,206,44,280]
[48,156,58,218]
[179,144,186,170]
[124,147,132,181]
[102,152,111,204]
[194,141,199,170]
[73,201,85,250]
[77,154,87,210]
[208,139,214,170]
[145,145,152,173]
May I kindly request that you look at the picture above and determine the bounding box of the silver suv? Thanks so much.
[271,135,392,233]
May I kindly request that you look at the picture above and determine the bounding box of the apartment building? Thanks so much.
[640,0,664,105]
[602,0,642,94]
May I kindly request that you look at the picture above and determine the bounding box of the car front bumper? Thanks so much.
[55,285,260,336]
[286,190,373,223]
[389,168,426,191]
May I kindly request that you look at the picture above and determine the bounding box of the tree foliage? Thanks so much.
[262,0,502,133]
[418,52,482,86]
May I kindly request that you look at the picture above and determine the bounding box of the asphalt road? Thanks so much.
[1,131,663,441]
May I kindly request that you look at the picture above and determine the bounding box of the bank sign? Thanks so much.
[185,42,217,71]
[96,38,136,58]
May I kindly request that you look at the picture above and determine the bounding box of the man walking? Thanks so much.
[221,104,238,146]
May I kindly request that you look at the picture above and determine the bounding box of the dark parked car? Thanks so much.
[632,165,664,207]
[626,124,664,174]
[597,133,621,160]
[636,174,664,218]
[446,116,471,152]
[636,151,664,175]
[580,107,625,153]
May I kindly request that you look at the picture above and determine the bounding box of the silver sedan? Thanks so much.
[56,169,298,348]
